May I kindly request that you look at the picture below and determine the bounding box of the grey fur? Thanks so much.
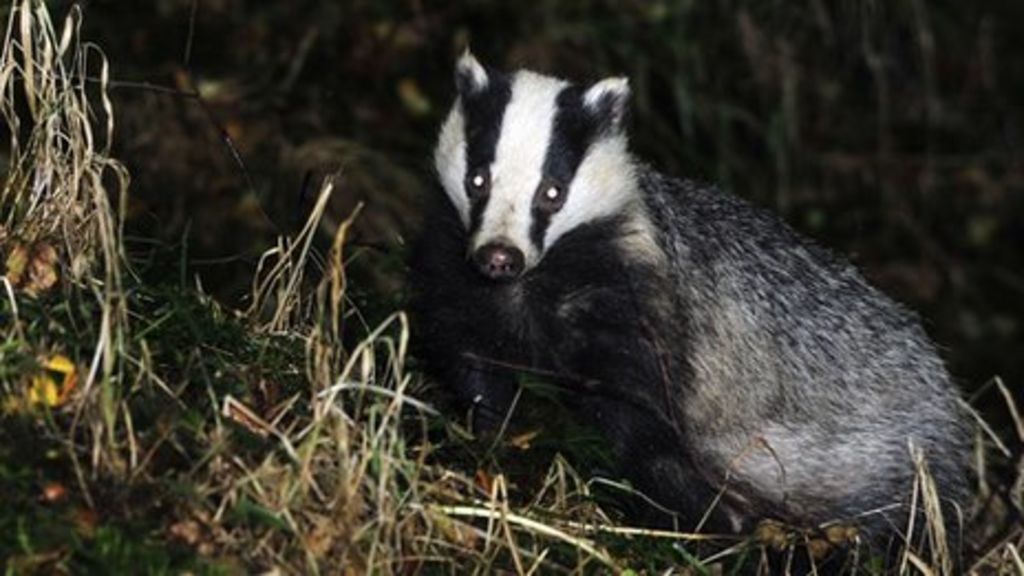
[637,169,970,531]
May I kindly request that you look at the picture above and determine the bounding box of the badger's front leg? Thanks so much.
[548,283,732,530]
[445,352,521,433]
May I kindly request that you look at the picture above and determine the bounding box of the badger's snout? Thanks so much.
[472,242,525,281]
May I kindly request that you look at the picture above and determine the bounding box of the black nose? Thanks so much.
[473,243,525,281]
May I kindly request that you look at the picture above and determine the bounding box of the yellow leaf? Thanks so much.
[44,354,74,374]
[46,354,77,402]
[24,354,78,408]
[28,374,60,407]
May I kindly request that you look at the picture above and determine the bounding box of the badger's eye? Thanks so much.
[533,179,567,213]
[465,167,490,199]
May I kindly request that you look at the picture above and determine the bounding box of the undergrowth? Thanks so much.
[0,2,1022,574]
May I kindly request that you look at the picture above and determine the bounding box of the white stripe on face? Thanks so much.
[471,71,568,267]
[544,136,637,249]
[435,104,470,226]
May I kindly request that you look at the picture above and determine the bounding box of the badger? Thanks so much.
[409,52,970,553]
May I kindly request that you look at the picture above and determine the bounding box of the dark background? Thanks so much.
[69,1,1022,417]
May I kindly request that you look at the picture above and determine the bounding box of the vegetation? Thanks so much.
[1,0,1021,573]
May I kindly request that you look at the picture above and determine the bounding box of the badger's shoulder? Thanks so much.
[636,166,958,403]
[637,167,848,275]
[638,167,911,322]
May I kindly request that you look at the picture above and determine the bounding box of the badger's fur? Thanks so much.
[410,52,970,551]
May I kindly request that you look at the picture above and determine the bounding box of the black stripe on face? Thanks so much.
[460,71,512,233]
[529,86,601,250]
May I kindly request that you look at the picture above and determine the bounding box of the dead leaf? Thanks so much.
[73,507,99,537]
[474,468,494,493]
[169,519,203,546]
[5,243,27,282]
[40,482,67,503]
[5,241,59,296]
[824,523,858,544]
[754,519,791,550]
[304,515,335,557]
[508,429,540,451]
[806,537,832,560]
[224,119,244,141]
[432,510,479,548]
[5,550,67,573]
[398,78,431,116]
[222,395,272,438]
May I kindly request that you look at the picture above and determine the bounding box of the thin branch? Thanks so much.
[183,0,199,68]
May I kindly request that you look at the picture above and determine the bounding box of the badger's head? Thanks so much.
[434,51,637,282]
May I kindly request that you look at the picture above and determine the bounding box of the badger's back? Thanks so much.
[640,167,970,527]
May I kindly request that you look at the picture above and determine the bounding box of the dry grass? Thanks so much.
[0,0,130,483]
[0,4,632,572]
[1,2,1022,574]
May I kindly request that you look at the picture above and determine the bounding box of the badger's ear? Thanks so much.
[455,49,489,97]
[584,76,630,134]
